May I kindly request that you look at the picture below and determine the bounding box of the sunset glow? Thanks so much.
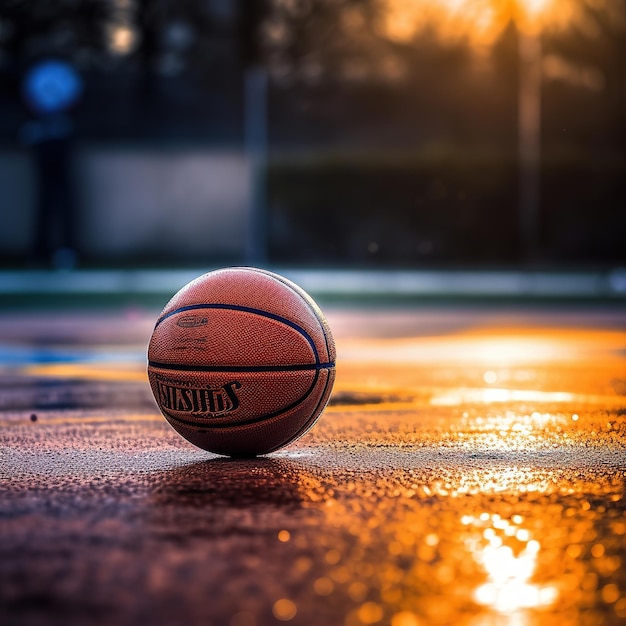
[382,0,575,45]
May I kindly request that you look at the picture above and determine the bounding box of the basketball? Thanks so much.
[147,267,336,456]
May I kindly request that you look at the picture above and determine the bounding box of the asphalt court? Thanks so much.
[1,304,626,626]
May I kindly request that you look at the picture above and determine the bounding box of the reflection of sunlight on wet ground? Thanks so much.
[279,449,626,626]
[463,514,558,615]
[333,327,626,454]
[431,388,575,406]
[338,328,626,367]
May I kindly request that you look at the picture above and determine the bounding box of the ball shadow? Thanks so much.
[149,456,325,512]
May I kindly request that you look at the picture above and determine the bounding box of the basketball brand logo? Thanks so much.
[156,377,241,416]
[176,315,208,328]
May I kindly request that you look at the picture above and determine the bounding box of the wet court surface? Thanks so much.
[1,305,625,626]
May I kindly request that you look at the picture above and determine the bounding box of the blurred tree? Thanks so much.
[544,0,626,152]
[1,0,623,134]
[255,0,391,84]
[538,0,626,262]
[0,0,483,143]
[0,0,109,65]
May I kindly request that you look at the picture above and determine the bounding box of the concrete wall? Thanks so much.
[1,146,251,263]
[76,147,251,262]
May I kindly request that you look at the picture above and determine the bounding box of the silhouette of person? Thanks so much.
[20,59,82,269]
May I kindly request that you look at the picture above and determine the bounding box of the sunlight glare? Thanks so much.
[466,514,558,613]
[430,388,575,406]
[382,0,572,45]
[522,0,552,19]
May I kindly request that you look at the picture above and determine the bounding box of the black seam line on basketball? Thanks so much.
[148,361,334,373]
[260,267,331,360]
[246,268,333,363]
[160,368,323,430]
[154,303,320,365]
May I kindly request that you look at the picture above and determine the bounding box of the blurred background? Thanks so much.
[0,0,624,271]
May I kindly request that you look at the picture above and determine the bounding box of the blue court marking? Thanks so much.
[0,345,145,366]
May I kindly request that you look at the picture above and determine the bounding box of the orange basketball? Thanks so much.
[147,267,336,456]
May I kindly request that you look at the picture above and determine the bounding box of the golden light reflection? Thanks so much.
[430,388,575,406]
[339,328,626,367]
[20,363,147,382]
[463,513,559,613]
[281,453,626,625]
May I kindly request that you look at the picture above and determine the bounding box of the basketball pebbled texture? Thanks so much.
[147,267,336,456]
